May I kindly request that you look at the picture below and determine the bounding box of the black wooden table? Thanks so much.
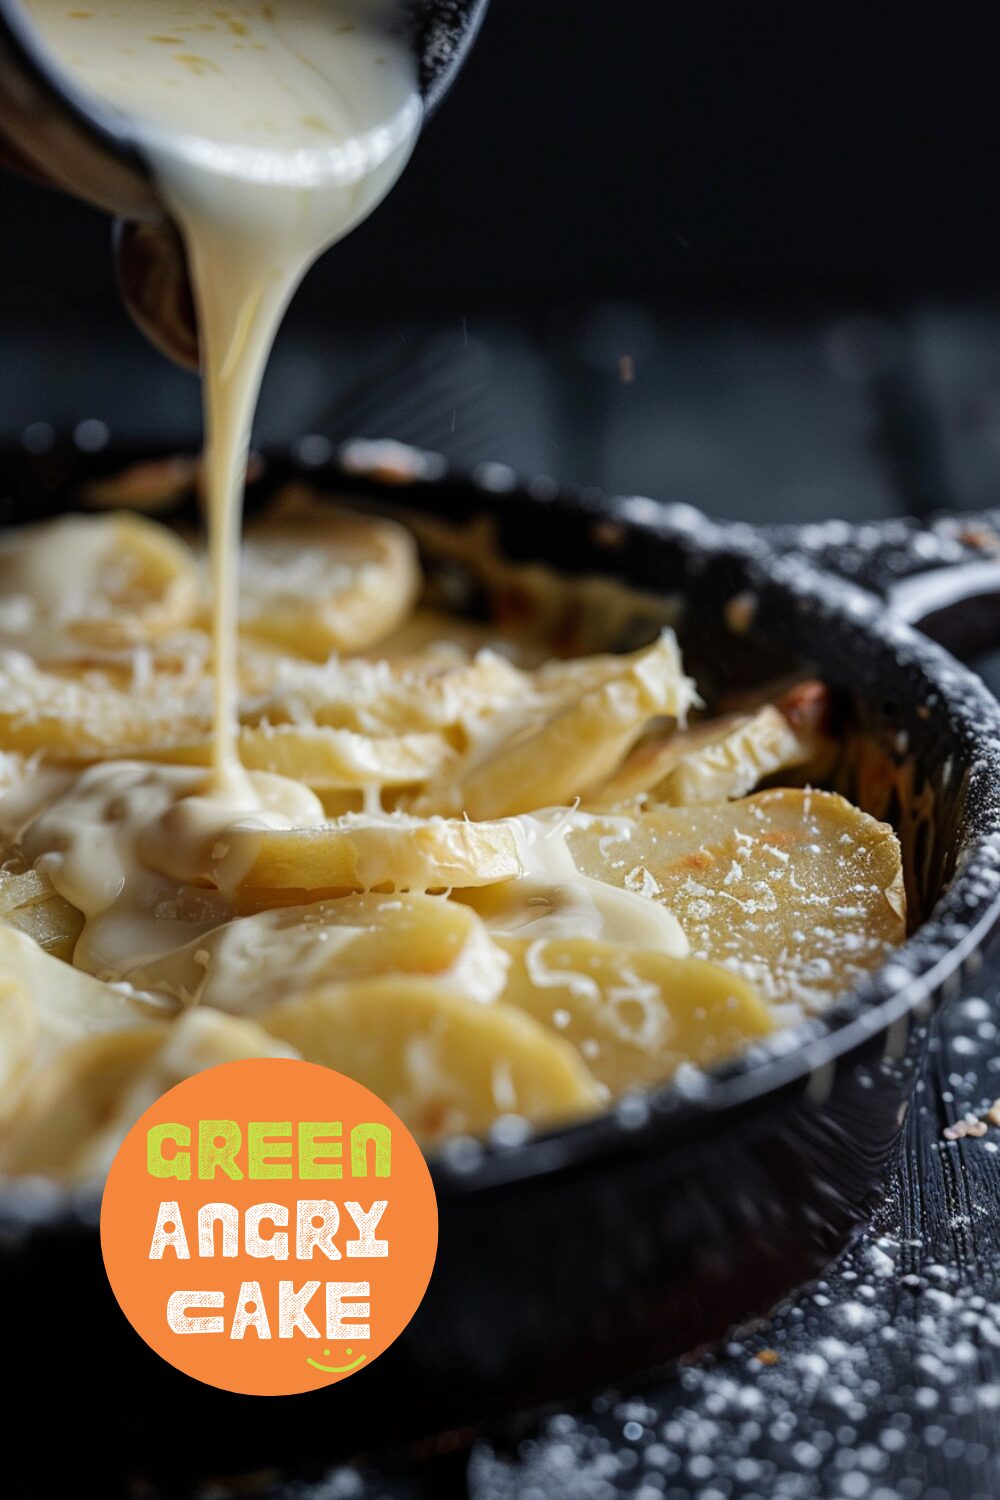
[5,300,999,1500]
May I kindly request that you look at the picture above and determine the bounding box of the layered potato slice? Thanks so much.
[240,649,529,738]
[589,705,821,810]
[0,863,83,960]
[0,495,912,1175]
[125,893,508,1012]
[566,789,906,1009]
[262,978,602,1141]
[0,654,461,786]
[153,723,456,792]
[497,937,774,1094]
[0,512,197,648]
[226,812,523,899]
[0,651,212,758]
[413,631,698,819]
[237,512,421,658]
[0,925,169,1125]
[0,1007,295,1182]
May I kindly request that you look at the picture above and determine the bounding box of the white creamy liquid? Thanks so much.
[482,811,689,955]
[10,3,694,1002]
[22,0,422,790]
[15,0,424,956]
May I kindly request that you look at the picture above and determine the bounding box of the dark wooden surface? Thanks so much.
[6,303,999,1499]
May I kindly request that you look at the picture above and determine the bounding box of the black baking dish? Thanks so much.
[2,438,1000,1478]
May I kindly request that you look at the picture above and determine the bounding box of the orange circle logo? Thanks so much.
[100,1058,438,1396]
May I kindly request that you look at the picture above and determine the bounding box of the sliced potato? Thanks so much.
[0,924,170,1145]
[0,653,211,758]
[262,978,602,1140]
[0,512,197,647]
[0,1008,295,1181]
[590,705,820,809]
[566,789,906,1009]
[0,977,37,1126]
[125,893,507,1012]
[498,936,773,1093]
[152,724,455,791]
[0,864,83,960]
[0,1026,165,1179]
[225,812,522,896]
[238,512,421,658]
[0,646,524,767]
[414,631,697,819]
[244,648,528,738]
[0,654,476,774]
[368,608,538,666]
[0,924,170,1062]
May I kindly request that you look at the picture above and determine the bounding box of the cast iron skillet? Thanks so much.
[2,438,1000,1479]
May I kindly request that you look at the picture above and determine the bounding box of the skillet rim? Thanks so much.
[1,463,1000,1221]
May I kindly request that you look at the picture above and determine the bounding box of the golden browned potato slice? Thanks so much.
[243,649,529,738]
[263,978,602,1141]
[566,789,906,1009]
[125,893,507,1012]
[414,632,697,820]
[589,705,821,809]
[237,512,421,658]
[225,812,522,896]
[0,512,197,647]
[498,937,773,1094]
[0,655,211,758]
[0,865,83,960]
[152,724,455,791]
[0,654,481,774]
[0,1008,295,1181]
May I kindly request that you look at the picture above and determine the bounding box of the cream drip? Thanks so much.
[17,0,421,925]
[468,811,689,955]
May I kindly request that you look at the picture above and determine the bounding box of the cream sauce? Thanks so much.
[21,759,322,974]
[475,811,689,955]
[10,1,693,1007]
[22,0,421,795]
[16,0,422,946]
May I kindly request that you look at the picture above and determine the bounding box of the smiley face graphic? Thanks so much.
[306,1346,368,1374]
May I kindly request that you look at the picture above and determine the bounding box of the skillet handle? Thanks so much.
[763,512,1000,660]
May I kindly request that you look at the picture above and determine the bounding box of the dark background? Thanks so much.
[3,0,1000,522]
[6,1,1000,306]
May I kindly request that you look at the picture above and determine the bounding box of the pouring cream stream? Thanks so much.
[21,0,422,793]
[7,1,690,985]
[11,1,425,964]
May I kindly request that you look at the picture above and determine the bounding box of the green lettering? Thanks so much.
[298,1121,343,1179]
[198,1119,243,1180]
[248,1120,292,1178]
[351,1122,391,1177]
[147,1122,190,1179]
